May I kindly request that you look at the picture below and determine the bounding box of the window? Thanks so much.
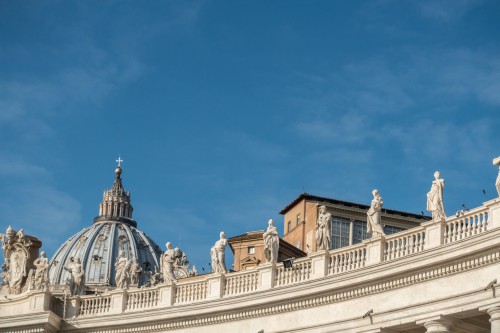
[295,241,301,250]
[248,246,255,255]
[383,225,405,235]
[352,220,367,245]
[296,213,301,226]
[287,220,292,233]
[331,217,350,249]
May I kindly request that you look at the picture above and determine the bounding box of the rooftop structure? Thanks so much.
[49,166,163,292]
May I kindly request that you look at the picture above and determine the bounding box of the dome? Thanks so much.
[49,165,163,290]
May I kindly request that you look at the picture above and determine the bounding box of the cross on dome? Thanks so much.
[116,156,124,167]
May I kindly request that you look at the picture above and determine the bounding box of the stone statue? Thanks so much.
[367,189,385,237]
[211,232,227,273]
[33,251,50,290]
[64,257,85,296]
[0,226,40,294]
[129,259,142,286]
[160,242,181,284]
[427,171,446,220]
[263,219,279,263]
[493,157,500,197]
[315,205,332,251]
[114,250,131,289]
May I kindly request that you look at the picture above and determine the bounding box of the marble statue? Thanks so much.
[33,251,50,290]
[315,205,332,251]
[427,171,446,220]
[263,219,279,263]
[114,250,131,289]
[161,242,181,284]
[367,189,385,237]
[211,232,227,273]
[64,257,85,296]
[0,226,38,294]
[493,157,500,197]
[129,259,142,286]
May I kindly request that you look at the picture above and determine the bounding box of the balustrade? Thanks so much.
[79,295,111,317]
[275,258,311,287]
[328,244,366,275]
[67,201,497,319]
[384,228,425,261]
[444,207,488,244]
[224,270,259,296]
[175,281,208,303]
[126,289,159,310]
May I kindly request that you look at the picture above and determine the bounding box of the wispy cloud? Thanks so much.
[0,158,81,251]
[414,0,484,21]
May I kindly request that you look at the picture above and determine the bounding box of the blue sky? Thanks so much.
[0,0,499,271]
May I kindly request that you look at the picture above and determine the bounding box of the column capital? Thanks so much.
[417,315,455,332]
[423,320,451,332]
[487,306,500,322]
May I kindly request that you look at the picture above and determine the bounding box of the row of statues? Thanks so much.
[315,171,448,251]
[2,163,498,295]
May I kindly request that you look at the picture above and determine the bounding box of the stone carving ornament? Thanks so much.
[263,219,279,263]
[427,171,446,220]
[129,259,142,286]
[493,157,500,197]
[211,232,227,273]
[315,205,332,251]
[0,226,37,294]
[367,189,385,237]
[64,257,85,296]
[114,250,131,289]
[161,242,182,284]
[33,251,50,290]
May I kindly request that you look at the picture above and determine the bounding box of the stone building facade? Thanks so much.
[2,158,500,332]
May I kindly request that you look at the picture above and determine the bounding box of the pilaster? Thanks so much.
[206,273,225,300]
[65,296,81,318]
[109,289,126,314]
[363,235,385,266]
[484,198,500,230]
[422,219,445,249]
[158,284,175,307]
[257,262,276,290]
[310,250,329,279]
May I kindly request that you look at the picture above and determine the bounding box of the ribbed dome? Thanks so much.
[49,165,162,289]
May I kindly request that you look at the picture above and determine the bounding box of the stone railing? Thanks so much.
[444,205,489,244]
[62,198,500,319]
[328,242,366,275]
[224,269,259,296]
[79,295,111,317]
[175,280,208,303]
[275,256,311,287]
[126,289,159,311]
[384,227,426,261]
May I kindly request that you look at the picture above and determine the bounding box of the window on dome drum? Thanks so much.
[296,213,301,226]
[248,246,255,255]
[383,225,405,235]
[331,216,350,249]
[287,220,292,233]
[352,220,367,245]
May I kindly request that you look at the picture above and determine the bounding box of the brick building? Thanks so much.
[280,193,430,254]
